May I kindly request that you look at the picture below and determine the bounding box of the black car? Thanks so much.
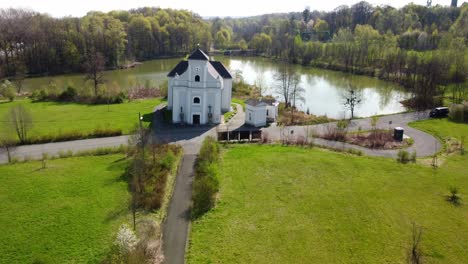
[429,107,449,118]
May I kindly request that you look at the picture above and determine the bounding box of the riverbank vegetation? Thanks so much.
[218,3,468,109]
[1,3,466,110]
[188,119,468,263]
[2,4,466,105]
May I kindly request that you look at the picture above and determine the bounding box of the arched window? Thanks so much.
[195,75,200,82]
[193,97,200,104]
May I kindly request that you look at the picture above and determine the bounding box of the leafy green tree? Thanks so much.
[249,33,272,54]
[0,80,15,101]
[314,19,330,41]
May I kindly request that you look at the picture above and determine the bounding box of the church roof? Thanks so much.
[188,48,210,60]
[167,61,188,77]
[209,61,232,79]
[167,49,232,79]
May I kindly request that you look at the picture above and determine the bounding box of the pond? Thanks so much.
[22,56,410,118]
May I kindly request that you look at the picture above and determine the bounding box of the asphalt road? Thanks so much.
[263,111,441,157]
[0,135,130,164]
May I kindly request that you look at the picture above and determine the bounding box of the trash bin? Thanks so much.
[394,127,404,141]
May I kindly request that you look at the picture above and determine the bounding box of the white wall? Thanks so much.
[168,58,230,125]
[266,104,278,120]
[221,78,232,112]
[245,104,266,127]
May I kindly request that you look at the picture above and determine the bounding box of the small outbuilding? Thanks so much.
[245,98,279,127]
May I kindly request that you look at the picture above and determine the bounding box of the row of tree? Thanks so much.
[0,2,467,109]
[0,7,211,78]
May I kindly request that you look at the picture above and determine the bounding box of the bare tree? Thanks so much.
[289,75,305,124]
[274,62,297,107]
[5,104,33,143]
[84,51,106,96]
[343,85,362,119]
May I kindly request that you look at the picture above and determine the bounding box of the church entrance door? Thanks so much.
[193,114,200,125]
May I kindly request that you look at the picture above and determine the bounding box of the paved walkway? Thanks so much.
[219,103,245,131]
[0,135,130,164]
[263,111,441,157]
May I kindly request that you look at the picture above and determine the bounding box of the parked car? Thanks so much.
[429,107,449,118]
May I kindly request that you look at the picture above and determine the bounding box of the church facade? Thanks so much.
[167,49,232,125]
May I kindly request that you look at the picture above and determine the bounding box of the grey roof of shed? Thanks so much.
[245,98,277,106]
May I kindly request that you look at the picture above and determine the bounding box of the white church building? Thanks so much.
[167,48,232,125]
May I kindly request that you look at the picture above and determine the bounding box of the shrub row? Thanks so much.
[127,144,182,211]
[192,137,220,219]
[21,128,122,145]
[30,86,126,104]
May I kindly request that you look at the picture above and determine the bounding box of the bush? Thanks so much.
[192,137,220,218]
[30,89,48,102]
[192,172,219,218]
[449,103,468,123]
[58,86,77,102]
[397,150,411,163]
[0,80,15,101]
[446,186,462,205]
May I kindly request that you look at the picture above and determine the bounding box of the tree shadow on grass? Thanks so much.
[103,207,129,223]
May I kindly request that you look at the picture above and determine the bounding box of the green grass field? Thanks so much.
[0,155,130,264]
[409,118,468,148]
[188,120,468,263]
[0,98,164,138]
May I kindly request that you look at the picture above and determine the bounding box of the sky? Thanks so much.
[0,0,455,18]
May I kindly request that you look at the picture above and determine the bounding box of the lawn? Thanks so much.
[188,121,468,263]
[0,155,130,264]
[409,118,468,148]
[0,98,164,138]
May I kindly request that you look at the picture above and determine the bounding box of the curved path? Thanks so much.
[263,110,441,158]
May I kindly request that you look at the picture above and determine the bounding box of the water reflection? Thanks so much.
[22,56,409,118]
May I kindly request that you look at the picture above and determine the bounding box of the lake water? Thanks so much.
[22,56,409,118]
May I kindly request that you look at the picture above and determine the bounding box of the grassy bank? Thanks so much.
[0,154,130,263]
[409,118,468,148]
[0,98,164,141]
[188,120,468,263]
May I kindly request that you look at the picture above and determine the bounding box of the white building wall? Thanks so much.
[168,58,229,125]
[245,104,267,127]
[266,104,279,120]
[167,77,173,109]
[221,79,232,112]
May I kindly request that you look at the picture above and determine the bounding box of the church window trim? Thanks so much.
[193,96,201,104]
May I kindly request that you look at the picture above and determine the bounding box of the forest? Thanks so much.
[0,2,467,107]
